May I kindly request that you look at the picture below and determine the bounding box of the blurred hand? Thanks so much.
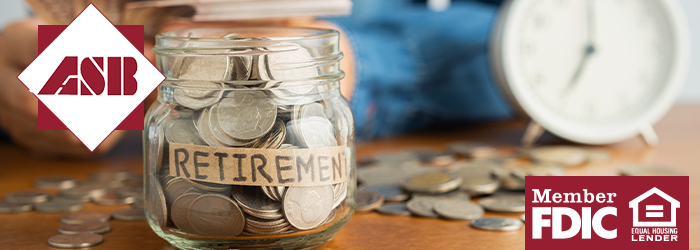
[0,18,124,158]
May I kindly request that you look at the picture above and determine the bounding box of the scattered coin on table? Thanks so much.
[354,189,384,213]
[34,175,78,190]
[3,190,50,203]
[112,208,147,221]
[470,217,523,231]
[0,202,32,213]
[35,200,84,213]
[402,171,462,194]
[406,198,440,218]
[376,203,411,216]
[478,195,526,213]
[61,211,111,224]
[433,200,484,220]
[363,184,409,202]
[58,222,112,235]
[47,233,103,248]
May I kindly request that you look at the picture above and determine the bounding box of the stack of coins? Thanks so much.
[46,211,115,248]
[152,34,351,237]
[355,142,684,232]
[0,170,145,214]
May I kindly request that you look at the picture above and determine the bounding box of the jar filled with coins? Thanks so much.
[144,27,355,249]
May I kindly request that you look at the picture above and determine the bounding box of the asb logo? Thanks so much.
[17,4,165,151]
[39,56,138,96]
[526,176,688,250]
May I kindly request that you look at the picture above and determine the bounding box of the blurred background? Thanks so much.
[0,0,697,157]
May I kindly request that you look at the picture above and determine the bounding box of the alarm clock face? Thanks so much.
[495,0,690,144]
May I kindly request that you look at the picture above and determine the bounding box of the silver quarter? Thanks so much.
[283,186,334,230]
[35,200,83,213]
[58,222,111,234]
[286,116,337,148]
[215,91,277,140]
[61,211,111,224]
[470,217,523,231]
[34,175,78,190]
[376,203,411,216]
[434,200,484,220]
[0,202,32,213]
[164,119,206,145]
[231,185,282,214]
[3,190,50,203]
[171,193,200,234]
[188,193,245,236]
[363,184,409,202]
[47,233,103,248]
[355,189,383,213]
[406,198,439,218]
[402,171,462,194]
[207,106,257,146]
[478,195,526,213]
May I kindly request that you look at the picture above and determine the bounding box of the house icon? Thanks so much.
[629,187,680,227]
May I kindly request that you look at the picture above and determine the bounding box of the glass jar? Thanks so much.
[144,27,356,249]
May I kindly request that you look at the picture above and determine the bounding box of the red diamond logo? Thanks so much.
[17,4,165,151]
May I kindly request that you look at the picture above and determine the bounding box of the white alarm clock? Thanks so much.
[490,0,691,146]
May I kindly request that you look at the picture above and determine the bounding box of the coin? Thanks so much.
[188,193,245,236]
[47,233,103,248]
[283,186,334,230]
[183,178,231,193]
[112,208,146,221]
[90,170,133,181]
[470,217,523,231]
[36,200,83,213]
[412,189,471,201]
[447,142,496,157]
[511,164,565,179]
[332,182,348,209]
[459,177,500,196]
[196,106,227,147]
[3,190,50,203]
[529,146,587,166]
[250,119,286,149]
[215,91,277,140]
[355,189,383,213]
[619,165,684,176]
[0,202,32,213]
[376,203,411,216]
[286,116,337,149]
[231,185,282,214]
[165,119,207,145]
[434,200,484,220]
[61,211,111,224]
[479,195,526,213]
[207,106,257,146]
[60,183,109,201]
[92,192,135,206]
[171,193,199,234]
[406,198,439,218]
[164,178,195,211]
[34,175,78,189]
[363,184,409,202]
[403,171,462,194]
[58,222,111,234]
[147,177,168,227]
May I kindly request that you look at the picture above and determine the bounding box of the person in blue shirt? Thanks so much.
[0,0,511,157]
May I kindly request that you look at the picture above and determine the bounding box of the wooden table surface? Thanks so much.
[0,105,698,250]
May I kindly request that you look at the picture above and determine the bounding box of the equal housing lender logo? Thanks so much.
[526,176,688,249]
[17,4,165,151]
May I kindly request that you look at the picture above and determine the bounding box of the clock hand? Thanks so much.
[564,0,596,95]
